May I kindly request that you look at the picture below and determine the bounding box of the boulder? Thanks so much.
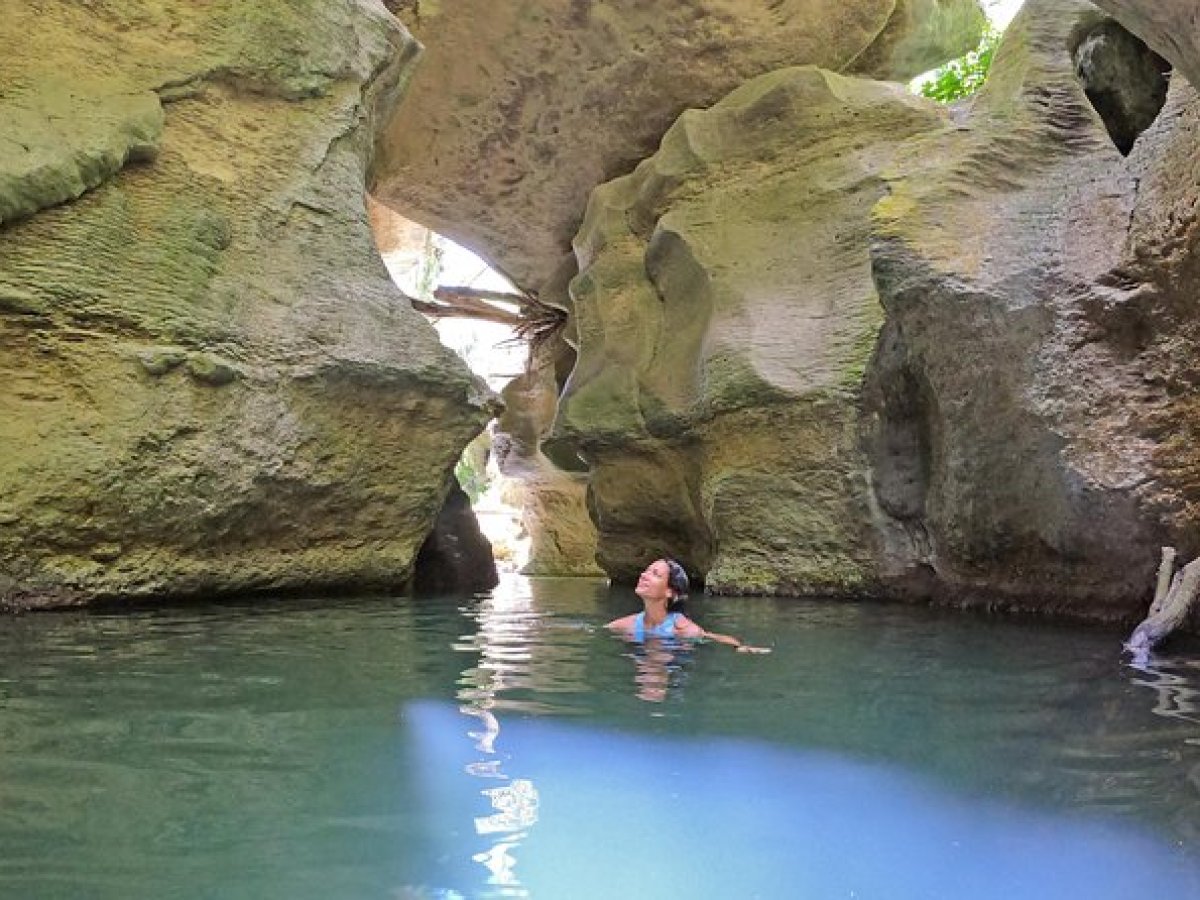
[865,0,1197,616]
[371,0,985,294]
[552,66,950,592]
[0,1,497,608]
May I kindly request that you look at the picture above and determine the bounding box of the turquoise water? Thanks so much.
[1,575,1198,899]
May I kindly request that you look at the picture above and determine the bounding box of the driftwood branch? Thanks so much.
[433,286,525,308]
[1151,546,1177,615]
[409,297,522,327]
[1126,547,1200,661]
[404,284,568,356]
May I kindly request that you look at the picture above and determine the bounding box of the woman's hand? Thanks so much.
[736,644,772,654]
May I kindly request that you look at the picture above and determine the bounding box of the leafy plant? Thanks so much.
[919,26,1002,103]
[455,435,491,505]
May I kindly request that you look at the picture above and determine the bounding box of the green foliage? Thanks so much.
[455,437,491,505]
[918,26,1001,103]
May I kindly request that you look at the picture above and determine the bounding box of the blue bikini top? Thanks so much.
[633,611,681,641]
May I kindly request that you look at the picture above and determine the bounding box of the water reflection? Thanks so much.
[1128,656,1200,740]
[403,701,1200,899]
[453,578,543,894]
[627,639,693,704]
[3,581,1200,898]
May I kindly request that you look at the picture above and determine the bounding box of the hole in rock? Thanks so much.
[1072,19,1171,155]
[370,204,531,575]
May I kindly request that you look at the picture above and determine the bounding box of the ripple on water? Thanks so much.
[0,579,1198,899]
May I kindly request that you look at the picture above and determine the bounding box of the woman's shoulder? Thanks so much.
[670,613,704,637]
[605,613,641,629]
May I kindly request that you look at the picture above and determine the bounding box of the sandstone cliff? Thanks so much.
[550,0,1200,619]
[0,1,496,608]
[372,0,986,296]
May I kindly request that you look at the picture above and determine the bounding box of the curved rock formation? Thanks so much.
[0,1,496,608]
[495,338,603,577]
[1092,1,1200,92]
[866,0,1195,617]
[553,66,950,590]
[372,0,986,295]
[552,0,1200,620]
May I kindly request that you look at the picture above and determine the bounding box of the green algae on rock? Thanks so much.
[0,1,496,608]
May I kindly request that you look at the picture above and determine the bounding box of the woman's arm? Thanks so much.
[673,616,772,653]
[606,614,639,630]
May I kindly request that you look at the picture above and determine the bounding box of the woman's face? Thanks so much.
[635,559,672,605]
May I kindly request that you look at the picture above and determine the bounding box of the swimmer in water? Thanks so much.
[605,558,772,653]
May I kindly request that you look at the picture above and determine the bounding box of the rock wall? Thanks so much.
[0,1,496,608]
[494,338,603,577]
[372,0,986,295]
[553,0,1200,619]
[1092,1,1200,92]
[552,67,951,592]
[866,0,1195,617]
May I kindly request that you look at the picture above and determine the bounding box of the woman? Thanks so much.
[606,558,771,653]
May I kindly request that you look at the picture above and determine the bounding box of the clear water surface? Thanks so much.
[1,575,1198,899]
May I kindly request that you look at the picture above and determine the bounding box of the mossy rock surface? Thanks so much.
[0,1,497,607]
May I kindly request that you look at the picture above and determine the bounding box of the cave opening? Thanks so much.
[1072,18,1172,156]
[369,201,533,575]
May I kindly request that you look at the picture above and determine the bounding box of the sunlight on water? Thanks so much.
[0,574,1198,899]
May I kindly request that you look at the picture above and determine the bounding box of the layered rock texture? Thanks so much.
[0,1,496,608]
[5,0,1197,623]
[554,67,950,591]
[553,0,1200,619]
[372,0,986,295]
[1092,1,1200,92]
[495,339,603,577]
[862,0,1195,618]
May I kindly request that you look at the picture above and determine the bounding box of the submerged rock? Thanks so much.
[0,1,497,608]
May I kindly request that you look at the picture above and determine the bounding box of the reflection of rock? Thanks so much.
[0,2,496,608]
[372,0,985,292]
[553,66,948,591]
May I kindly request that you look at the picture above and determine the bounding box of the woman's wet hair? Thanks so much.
[664,558,690,611]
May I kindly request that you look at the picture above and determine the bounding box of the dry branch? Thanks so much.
[403,284,567,356]
[1126,547,1200,661]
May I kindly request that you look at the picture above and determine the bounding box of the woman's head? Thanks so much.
[636,558,690,610]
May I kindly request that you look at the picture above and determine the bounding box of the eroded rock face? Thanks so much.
[494,339,603,577]
[553,0,1200,620]
[864,0,1196,617]
[0,1,496,608]
[552,67,950,591]
[1092,1,1200,91]
[372,0,985,295]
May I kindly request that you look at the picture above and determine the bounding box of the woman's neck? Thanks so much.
[643,602,670,625]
